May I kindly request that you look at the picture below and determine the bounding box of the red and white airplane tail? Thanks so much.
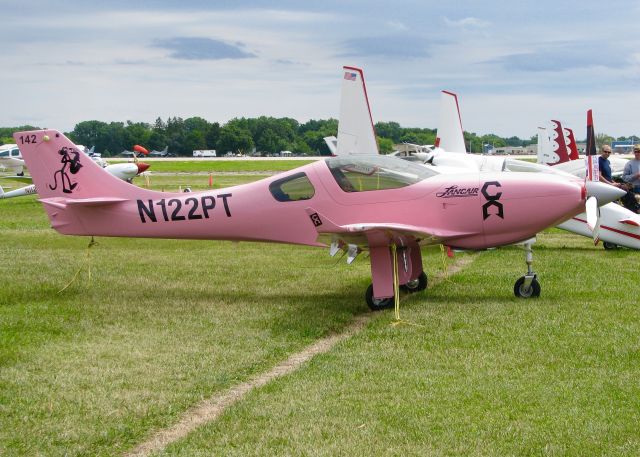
[537,120,582,165]
[335,66,378,156]
[565,127,580,160]
[585,109,599,182]
[435,90,466,152]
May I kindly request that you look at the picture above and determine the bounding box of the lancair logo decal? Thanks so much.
[436,185,479,198]
[49,147,83,194]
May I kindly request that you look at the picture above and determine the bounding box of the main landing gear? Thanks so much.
[514,240,541,298]
[365,271,428,311]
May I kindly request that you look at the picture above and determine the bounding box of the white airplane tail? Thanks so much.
[336,66,378,156]
[435,90,466,153]
[323,136,338,155]
[537,127,553,164]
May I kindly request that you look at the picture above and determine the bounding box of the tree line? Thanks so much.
[0,118,629,157]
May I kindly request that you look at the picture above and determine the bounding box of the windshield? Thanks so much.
[325,155,438,192]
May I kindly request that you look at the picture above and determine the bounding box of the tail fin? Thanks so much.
[435,90,466,152]
[323,136,338,155]
[13,130,140,200]
[537,126,554,164]
[564,127,579,160]
[585,109,599,181]
[336,66,379,156]
[549,120,571,164]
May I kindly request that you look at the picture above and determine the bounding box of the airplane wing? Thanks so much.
[305,208,475,249]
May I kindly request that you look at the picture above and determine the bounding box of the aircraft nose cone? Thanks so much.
[137,162,150,174]
[585,181,626,205]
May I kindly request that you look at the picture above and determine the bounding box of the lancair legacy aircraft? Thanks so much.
[14,129,621,309]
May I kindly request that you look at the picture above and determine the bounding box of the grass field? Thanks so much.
[106,159,315,173]
[1,165,639,456]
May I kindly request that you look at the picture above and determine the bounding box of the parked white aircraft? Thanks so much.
[0,143,25,175]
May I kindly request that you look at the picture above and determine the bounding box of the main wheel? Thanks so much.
[514,276,541,298]
[401,271,428,293]
[603,242,618,250]
[365,284,395,311]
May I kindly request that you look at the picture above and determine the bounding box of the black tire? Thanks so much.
[365,284,395,311]
[603,242,618,250]
[514,276,541,298]
[400,271,428,293]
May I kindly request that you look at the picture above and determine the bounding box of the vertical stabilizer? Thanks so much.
[537,127,554,164]
[565,127,579,160]
[13,130,140,200]
[549,120,571,164]
[323,136,338,155]
[585,110,599,181]
[435,90,466,152]
[336,66,378,156]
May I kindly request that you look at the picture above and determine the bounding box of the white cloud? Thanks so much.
[2,2,640,139]
[443,16,490,28]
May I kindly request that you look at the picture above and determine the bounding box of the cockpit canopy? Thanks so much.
[502,158,575,178]
[325,155,439,192]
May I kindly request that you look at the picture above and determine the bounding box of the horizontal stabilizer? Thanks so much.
[619,218,640,227]
[39,196,128,209]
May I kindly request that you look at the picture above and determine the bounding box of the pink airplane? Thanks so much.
[14,129,621,309]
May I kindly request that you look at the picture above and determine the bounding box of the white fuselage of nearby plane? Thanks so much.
[0,144,25,174]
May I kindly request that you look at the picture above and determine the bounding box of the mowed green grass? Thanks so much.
[160,232,640,456]
[107,159,315,173]
[1,167,640,455]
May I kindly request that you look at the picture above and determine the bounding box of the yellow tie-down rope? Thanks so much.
[58,237,98,293]
[390,244,424,328]
[439,244,450,279]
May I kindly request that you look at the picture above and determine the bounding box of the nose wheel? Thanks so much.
[514,275,541,298]
[514,240,541,298]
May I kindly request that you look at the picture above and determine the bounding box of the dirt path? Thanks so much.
[125,252,477,456]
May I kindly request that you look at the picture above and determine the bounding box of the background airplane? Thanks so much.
[0,143,25,175]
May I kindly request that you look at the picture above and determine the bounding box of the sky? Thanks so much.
[2,0,640,139]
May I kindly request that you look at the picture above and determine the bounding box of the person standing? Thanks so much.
[623,145,640,193]
[598,144,618,186]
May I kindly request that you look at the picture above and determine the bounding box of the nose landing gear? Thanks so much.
[514,240,541,298]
